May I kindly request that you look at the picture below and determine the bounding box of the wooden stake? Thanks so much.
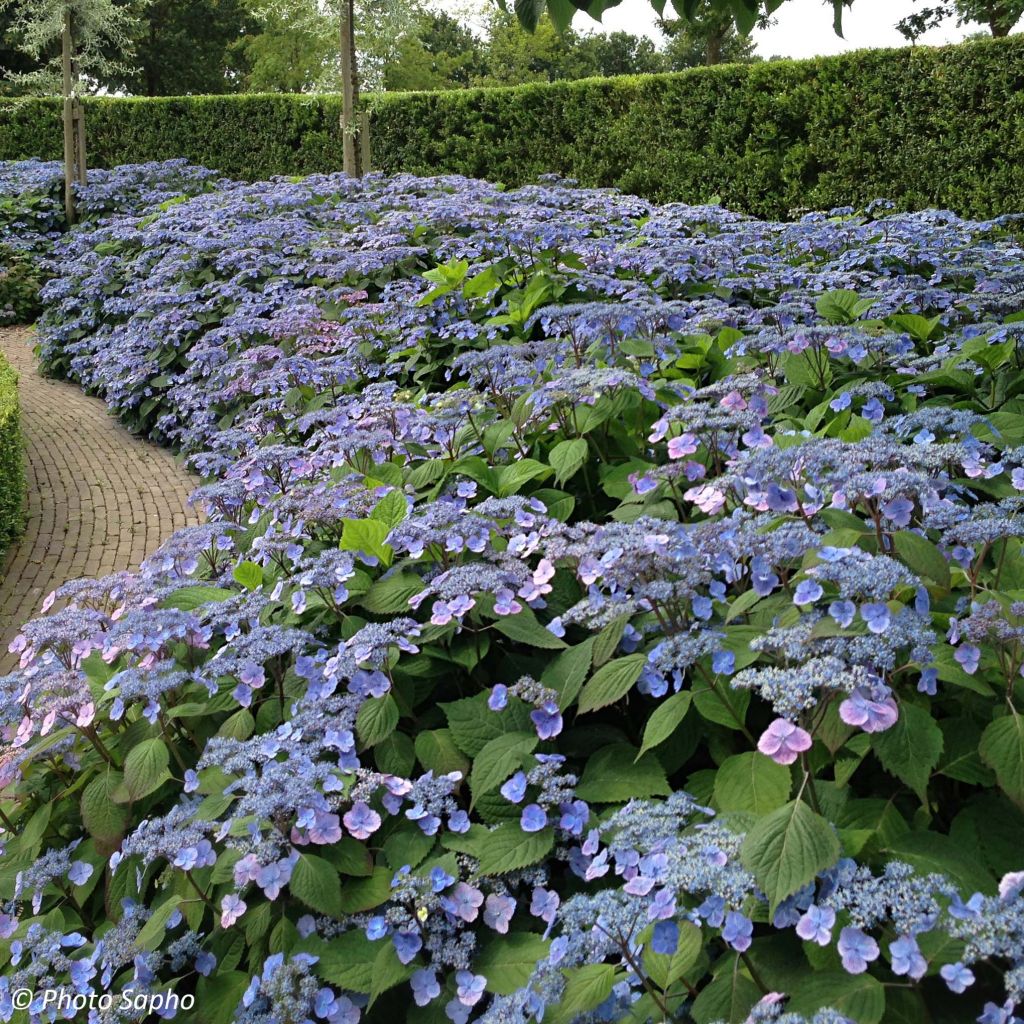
[339,0,358,176]
[61,8,76,224]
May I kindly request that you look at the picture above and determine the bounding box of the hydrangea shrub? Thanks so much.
[2,163,1024,1024]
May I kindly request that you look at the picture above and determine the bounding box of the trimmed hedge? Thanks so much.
[0,352,24,556]
[0,36,1023,217]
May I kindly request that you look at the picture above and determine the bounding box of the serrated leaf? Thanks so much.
[576,743,670,803]
[476,822,553,873]
[356,694,399,748]
[871,702,943,802]
[980,713,1024,809]
[81,770,129,845]
[577,654,646,714]
[739,799,840,912]
[414,728,471,776]
[548,438,588,485]
[120,738,170,802]
[370,489,408,529]
[361,573,424,614]
[690,967,760,1024]
[477,933,549,994]
[491,607,567,649]
[591,613,630,668]
[787,971,884,1024]
[443,693,534,756]
[232,561,263,590]
[470,732,537,807]
[135,895,184,952]
[638,691,692,758]
[551,964,617,1023]
[290,854,343,918]
[714,751,791,815]
[643,920,702,989]
[892,530,949,587]
[161,585,234,610]
[542,638,594,710]
[341,517,393,565]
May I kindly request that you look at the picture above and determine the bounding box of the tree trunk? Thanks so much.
[61,9,76,224]
[339,0,361,176]
[61,8,87,225]
[705,29,723,65]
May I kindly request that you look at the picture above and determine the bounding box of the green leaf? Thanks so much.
[692,682,750,731]
[81,769,129,845]
[470,732,538,807]
[980,713,1024,809]
[368,942,414,1007]
[495,458,551,497]
[232,561,263,591]
[816,288,868,324]
[591,613,630,668]
[195,972,250,1024]
[690,966,760,1024]
[290,854,343,918]
[577,654,647,714]
[542,638,594,710]
[135,895,184,952]
[161,585,234,610]
[120,738,171,802]
[548,438,588,485]
[892,530,950,587]
[884,831,994,895]
[341,517,393,566]
[370,489,408,529]
[714,751,791,815]
[338,867,391,913]
[576,743,671,803]
[443,693,534,756]
[637,691,692,758]
[551,964,617,1023]
[356,694,399,748]
[477,933,549,994]
[477,822,554,873]
[304,931,404,994]
[739,799,840,912]
[787,971,885,1024]
[643,920,702,989]
[414,728,471,776]
[491,608,567,649]
[361,573,424,614]
[871,702,943,802]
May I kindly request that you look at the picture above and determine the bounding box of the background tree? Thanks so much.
[113,0,255,95]
[658,1,762,66]
[383,11,486,91]
[896,0,1022,38]
[0,0,144,221]
[572,28,665,75]
[0,3,39,92]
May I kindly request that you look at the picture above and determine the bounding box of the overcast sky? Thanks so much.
[591,0,979,57]
[438,0,999,58]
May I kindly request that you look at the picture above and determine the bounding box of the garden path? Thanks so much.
[0,326,200,671]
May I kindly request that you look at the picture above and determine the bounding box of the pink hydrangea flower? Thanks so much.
[757,718,813,765]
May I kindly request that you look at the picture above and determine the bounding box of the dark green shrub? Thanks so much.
[2,36,1021,217]
[0,352,24,554]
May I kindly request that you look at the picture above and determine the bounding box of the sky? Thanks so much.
[587,0,978,57]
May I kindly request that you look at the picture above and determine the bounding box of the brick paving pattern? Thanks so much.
[0,326,200,670]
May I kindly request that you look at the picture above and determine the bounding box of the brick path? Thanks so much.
[0,326,200,670]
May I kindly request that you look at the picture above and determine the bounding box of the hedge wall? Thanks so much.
[0,353,24,557]
[0,36,1022,218]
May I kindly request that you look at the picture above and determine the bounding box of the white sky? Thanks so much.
[437,0,997,59]
[591,0,978,57]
